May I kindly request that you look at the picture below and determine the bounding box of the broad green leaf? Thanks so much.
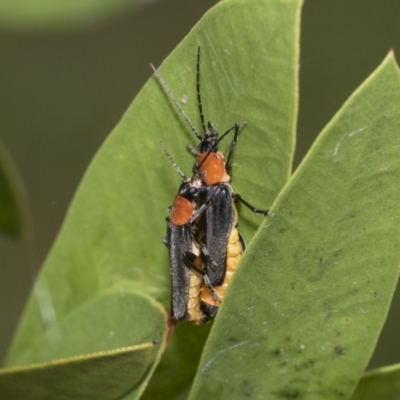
[351,363,400,400]
[189,54,400,399]
[0,0,143,30]
[0,139,31,241]
[0,342,154,400]
[143,0,302,396]
[7,2,298,394]
[6,290,168,400]
[142,322,212,400]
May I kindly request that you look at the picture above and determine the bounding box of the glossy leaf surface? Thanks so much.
[0,343,154,400]
[7,290,167,399]
[190,54,400,399]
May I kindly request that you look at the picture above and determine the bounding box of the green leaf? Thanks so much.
[0,0,143,30]
[143,0,302,396]
[141,322,212,400]
[351,363,400,400]
[0,342,154,400]
[6,290,168,399]
[7,0,298,386]
[6,0,299,396]
[189,54,400,399]
[0,139,31,242]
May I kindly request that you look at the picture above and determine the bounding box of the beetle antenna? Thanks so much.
[218,121,246,144]
[187,144,198,157]
[197,46,206,134]
[151,63,202,141]
[160,142,187,180]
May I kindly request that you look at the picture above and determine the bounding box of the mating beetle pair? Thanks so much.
[152,47,268,324]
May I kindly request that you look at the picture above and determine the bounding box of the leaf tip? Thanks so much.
[381,48,398,69]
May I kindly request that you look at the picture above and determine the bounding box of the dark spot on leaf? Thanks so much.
[334,345,345,356]
[285,335,291,342]
[271,348,283,356]
[240,380,254,397]
[280,228,285,233]
[335,330,341,337]
[275,388,301,399]
[305,359,315,368]
[290,280,296,289]
[334,389,345,397]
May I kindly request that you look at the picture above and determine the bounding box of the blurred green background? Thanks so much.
[1,0,399,370]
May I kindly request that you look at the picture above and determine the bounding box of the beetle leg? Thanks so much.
[203,275,221,301]
[224,122,246,174]
[183,251,205,275]
[183,251,220,301]
[162,235,169,247]
[233,193,269,216]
